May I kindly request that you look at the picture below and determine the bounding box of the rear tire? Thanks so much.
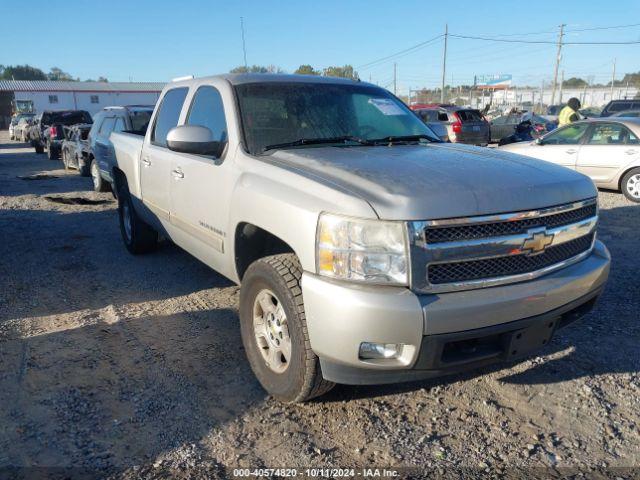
[46,141,59,160]
[78,155,90,176]
[91,159,110,192]
[34,142,44,154]
[117,181,158,254]
[621,168,640,203]
[239,254,335,402]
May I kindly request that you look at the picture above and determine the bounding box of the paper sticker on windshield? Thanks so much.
[368,98,406,116]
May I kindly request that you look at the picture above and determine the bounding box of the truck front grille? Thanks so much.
[408,198,598,293]
[428,233,595,285]
[425,203,596,243]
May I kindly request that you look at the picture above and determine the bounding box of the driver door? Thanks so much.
[533,123,590,169]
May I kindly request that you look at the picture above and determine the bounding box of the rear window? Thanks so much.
[608,102,633,113]
[43,111,92,125]
[128,109,153,133]
[455,110,483,122]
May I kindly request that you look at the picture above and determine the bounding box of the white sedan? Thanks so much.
[499,118,640,202]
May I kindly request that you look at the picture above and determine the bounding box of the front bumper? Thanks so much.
[301,240,610,385]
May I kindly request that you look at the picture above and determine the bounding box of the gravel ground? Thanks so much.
[0,130,639,479]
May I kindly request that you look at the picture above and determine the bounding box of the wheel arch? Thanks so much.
[234,223,296,282]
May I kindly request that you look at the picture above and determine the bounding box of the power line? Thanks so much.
[449,33,640,45]
[357,34,443,70]
[565,22,640,33]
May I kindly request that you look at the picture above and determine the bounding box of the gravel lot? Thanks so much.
[0,130,639,478]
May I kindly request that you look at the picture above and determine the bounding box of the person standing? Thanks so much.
[558,97,582,126]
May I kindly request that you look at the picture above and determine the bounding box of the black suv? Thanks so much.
[31,110,93,159]
[600,99,640,117]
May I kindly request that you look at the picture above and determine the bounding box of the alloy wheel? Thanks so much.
[252,289,291,373]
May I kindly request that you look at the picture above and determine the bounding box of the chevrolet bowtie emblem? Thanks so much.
[521,228,554,255]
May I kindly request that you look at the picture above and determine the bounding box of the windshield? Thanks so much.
[235,82,437,154]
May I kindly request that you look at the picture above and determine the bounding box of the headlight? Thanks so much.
[316,213,409,285]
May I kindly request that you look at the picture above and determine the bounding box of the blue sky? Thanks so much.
[2,0,639,93]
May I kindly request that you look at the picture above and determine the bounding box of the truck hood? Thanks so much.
[267,143,596,220]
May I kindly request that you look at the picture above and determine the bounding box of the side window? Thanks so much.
[437,112,448,122]
[151,87,189,147]
[587,123,639,145]
[186,86,228,143]
[99,117,116,135]
[543,123,589,145]
[113,117,126,133]
[491,116,506,125]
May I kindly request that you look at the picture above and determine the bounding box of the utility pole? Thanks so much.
[393,62,397,96]
[610,58,616,100]
[440,24,448,103]
[558,70,564,104]
[550,24,565,106]
[240,17,248,69]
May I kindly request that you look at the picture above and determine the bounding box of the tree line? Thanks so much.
[230,64,358,80]
[0,64,108,82]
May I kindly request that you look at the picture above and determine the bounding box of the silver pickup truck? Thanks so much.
[110,74,610,402]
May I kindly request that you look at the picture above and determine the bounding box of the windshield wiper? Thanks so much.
[262,136,372,153]
[368,134,436,145]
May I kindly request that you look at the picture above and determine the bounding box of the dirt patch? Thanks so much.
[44,196,112,206]
[19,174,59,180]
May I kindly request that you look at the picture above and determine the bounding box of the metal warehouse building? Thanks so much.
[0,80,165,128]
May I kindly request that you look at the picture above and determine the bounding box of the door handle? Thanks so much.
[172,168,184,179]
[565,149,578,154]
[625,149,637,155]
[142,157,151,166]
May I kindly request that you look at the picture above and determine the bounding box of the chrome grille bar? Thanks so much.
[408,198,598,293]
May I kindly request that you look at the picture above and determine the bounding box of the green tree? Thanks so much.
[47,67,75,81]
[323,65,358,80]
[294,64,320,75]
[562,77,588,88]
[230,65,283,74]
[0,64,47,80]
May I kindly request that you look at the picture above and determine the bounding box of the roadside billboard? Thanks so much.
[475,74,512,89]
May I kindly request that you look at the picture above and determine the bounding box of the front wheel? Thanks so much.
[34,142,44,154]
[621,168,640,203]
[239,254,334,402]
[46,141,58,160]
[117,182,158,254]
[91,159,110,192]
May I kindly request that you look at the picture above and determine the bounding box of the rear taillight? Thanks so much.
[451,112,462,134]
[50,126,57,138]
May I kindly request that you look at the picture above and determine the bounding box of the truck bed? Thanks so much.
[111,132,144,198]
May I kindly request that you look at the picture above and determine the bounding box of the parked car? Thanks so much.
[9,113,35,140]
[14,116,35,142]
[546,104,565,116]
[31,110,93,159]
[108,74,609,402]
[490,112,555,143]
[413,108,449,141]
[414,106,489,145]
[499,118,640,202]
[580,106,603,118]
[88,105,154,192]
[612,110,640,118]
[600,99,640,117]
[61,124,93,175]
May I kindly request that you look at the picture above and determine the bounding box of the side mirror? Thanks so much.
[166,125,226,158]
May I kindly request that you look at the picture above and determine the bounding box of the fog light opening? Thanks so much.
[359,342,404,360]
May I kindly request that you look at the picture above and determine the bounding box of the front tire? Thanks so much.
[34,142,44,154]
[621,168,640,203]
[117,181,158,254]
[91,159,110,192]
[239,254,334,402]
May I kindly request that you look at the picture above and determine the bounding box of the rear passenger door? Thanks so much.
[576,122,640,184]
[169,83,235,267]
[140,87,188,224]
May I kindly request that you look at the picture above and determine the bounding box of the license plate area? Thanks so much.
[503,319,557,359]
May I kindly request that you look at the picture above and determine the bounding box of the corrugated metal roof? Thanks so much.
[0,80,165,92]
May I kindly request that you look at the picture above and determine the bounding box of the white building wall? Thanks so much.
[13,91,161,117]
